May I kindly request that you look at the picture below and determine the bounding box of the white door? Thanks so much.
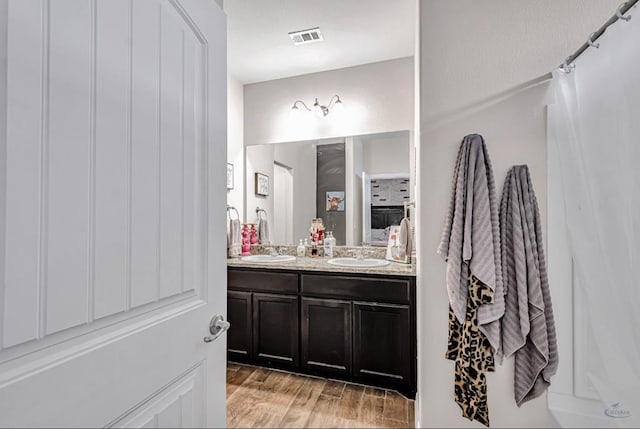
[273,163,294,245]
[0,0,227,427]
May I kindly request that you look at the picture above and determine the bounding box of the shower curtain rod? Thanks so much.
[561,0,638,70]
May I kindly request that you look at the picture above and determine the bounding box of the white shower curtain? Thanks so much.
[549,6,639,426]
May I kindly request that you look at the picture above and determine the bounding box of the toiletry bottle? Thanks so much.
[329,231,336,256]
[297,239,305,257]
[330,231,336,257]
[323,231,334,258]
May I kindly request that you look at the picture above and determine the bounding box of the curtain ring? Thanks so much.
[560,57,575,74]
[616,3,632,22]
[587,32,600,48]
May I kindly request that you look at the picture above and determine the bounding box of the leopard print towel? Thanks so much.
[446,274,495,427]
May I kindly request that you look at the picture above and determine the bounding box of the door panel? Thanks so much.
[227,291,252,360]
[94,0,132,320]
[113,364,204,428]
[0,0,227,426]
[1,0,210,342]
[2,0,43,348]
[353,302,411,384]
[252,293,299,367]
[159,3,184,300]
[130,0,161,309]
[301,297,352,375]
[46,0,92,335]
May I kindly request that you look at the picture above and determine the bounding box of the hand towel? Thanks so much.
[437,134,505,355]
[398,217,412,262]
[228,219,242,258]
[258,218,270,245]
[500,165,558,406]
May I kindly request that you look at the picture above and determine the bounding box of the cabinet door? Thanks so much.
[387,208,405,226]
[252,293,299,368]
[353,302,411,386]
[227,291,252,361]
[301,298,352,376]
[371,210,387,229]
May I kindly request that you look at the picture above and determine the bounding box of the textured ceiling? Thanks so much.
[225,0,415,84]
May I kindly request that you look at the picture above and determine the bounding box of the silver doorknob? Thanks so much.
[204,315,230,343]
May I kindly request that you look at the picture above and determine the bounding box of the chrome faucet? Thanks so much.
[266,246,281,256]
[350,248,369,260]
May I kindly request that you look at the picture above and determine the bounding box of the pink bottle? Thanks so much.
[241,224,251,256]
[249,224,258,244]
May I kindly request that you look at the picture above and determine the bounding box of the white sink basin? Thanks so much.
[326,258,390,268]
[241,254,296,263]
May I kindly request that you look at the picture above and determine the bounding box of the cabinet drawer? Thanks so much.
[228,269,298,294]
[300,274,410,304]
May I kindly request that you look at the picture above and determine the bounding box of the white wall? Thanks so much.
[416,1,619,427]
[227,76,244,220]
[419,81,551,429]
[420,0,620,120]
[358,132,410,176]
[245,142,316,244]
[274,142,316,244]
[243,57,414,146]
[345,137,363,246]
[245,144,274,227]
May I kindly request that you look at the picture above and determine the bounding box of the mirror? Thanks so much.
[245,130,413,247]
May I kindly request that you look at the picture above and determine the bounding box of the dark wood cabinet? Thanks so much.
[301,297,352,376]
[227,290,252,361]
[252,293,299,368]
[353,302,411,387]
[227,266,416,398]
[370,206,405,229]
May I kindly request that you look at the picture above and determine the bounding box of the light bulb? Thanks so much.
[290,104,301,119]
[332,99,344,115]
[313,99,324,118]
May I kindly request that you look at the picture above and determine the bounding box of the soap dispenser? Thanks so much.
[296,239,306,257]
[324,231,335,258]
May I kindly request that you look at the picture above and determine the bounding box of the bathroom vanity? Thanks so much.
[226,257,416,398]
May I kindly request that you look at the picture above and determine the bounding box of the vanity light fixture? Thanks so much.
[290,95,343,118]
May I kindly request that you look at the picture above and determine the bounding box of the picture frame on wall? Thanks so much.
[226,163,234,190]
[326,191,345,211]
[255,172,269,196]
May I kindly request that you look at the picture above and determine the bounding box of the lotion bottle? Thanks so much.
[296,239,306,257]
[324,231,335,258]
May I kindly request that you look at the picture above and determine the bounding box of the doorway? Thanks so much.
[272,162,294,245]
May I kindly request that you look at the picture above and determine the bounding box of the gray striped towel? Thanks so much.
[228,219,242,258]
[258,217,270,245]
[398,216,412,262]
[500,165,558,406]
[438,134,505,355]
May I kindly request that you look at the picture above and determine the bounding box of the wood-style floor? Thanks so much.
[226,363,415,428]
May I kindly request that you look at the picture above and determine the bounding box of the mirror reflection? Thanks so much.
[245,130,412,247]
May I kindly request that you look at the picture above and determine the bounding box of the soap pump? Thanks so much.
[323,231,335,258]
[296,239,306,257]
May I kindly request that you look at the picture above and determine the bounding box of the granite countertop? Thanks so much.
[226,255,416,277]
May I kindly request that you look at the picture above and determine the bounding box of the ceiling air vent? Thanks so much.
[288,27,323,45]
